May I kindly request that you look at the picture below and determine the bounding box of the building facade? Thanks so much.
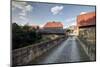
[77,12,96,45]
[77,12,96,60]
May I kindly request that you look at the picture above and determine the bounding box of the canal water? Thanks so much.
[29,36,90,65]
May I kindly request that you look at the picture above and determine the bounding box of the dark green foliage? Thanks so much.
[12,23,42,49]
[66,29,71,32]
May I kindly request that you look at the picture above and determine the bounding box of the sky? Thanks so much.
[12,1,95,28]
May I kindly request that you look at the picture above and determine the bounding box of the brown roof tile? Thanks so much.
[77,12,96,27]
[44,21,63,28]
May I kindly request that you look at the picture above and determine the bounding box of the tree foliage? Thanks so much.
[66,29,71,32]
[12,23,42,49]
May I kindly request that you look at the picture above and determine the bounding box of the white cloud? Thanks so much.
[64,22,76,28]
[51,6,63,15]
[12,1,27,10]
[80,12,87,15]
[12,1,33,13]
[12,1,33,21]
[19,10,26,16]
[64,17,76,28]
[65,17,76,23]
[19,16,26,20]
[25,5,33,12]
[71,22,76,26]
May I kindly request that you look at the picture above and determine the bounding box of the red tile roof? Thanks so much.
[44,21,63,28]
[77,12,96,27]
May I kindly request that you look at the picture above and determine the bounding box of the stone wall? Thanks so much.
[12,36,67,66]
[78,26,96,61]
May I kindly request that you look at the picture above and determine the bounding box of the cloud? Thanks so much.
[19,10,26,16]
[25,5,33,12]
[12,1,33,12]
[70,22,76,26]
[80,12,87,15]
[12,1,27,10]
[65,17,76,23]
[12,1,33,21]
[19,5,33,16]
[65,22,76,28]
[64,17,76,28]
[19,16,26,20]
[51,6,63,15]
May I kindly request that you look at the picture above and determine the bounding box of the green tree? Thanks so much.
[66,29,71,32]
[12,23,42,49]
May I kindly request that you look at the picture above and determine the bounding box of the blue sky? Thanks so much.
[12,1,95,28]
